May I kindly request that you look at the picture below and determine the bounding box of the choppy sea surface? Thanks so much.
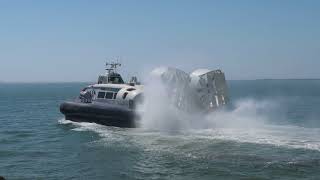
[1,80,320,180]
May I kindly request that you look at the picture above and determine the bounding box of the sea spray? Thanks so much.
[203,99,277,129]
[138,67,276,131]
[137,85,320,151]
[138,76,195,131]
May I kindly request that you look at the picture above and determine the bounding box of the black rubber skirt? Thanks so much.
[60,101,138,128]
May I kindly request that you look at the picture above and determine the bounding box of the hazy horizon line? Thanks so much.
[1,78,320,84]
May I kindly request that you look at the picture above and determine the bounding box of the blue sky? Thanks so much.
[0,0,319,82]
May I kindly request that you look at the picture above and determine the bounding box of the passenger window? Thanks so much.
[97,92,106,98]
[113,93,117,99]
[122,92,128,99]
[126,88,136,91]
[105,92,114,99]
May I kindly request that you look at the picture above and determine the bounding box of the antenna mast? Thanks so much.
[105,58,121,74]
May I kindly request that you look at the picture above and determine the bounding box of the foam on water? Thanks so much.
[58,78,320,152]
[57,114,320,180]
[190,125,320,151]
[59,103,320,152]
[59,118,111,133]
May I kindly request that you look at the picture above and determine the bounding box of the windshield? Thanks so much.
[108,76,124,84]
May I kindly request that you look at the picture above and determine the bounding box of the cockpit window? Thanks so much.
[97,92,106,98]
[108,76,124,84]
[105,92,114,99]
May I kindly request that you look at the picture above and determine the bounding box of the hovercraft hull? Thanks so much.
[60,101,137,128]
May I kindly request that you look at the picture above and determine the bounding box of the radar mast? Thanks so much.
[105,60,121,74]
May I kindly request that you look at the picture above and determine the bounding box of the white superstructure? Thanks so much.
[79,62,228,112]
[79,62,143,109]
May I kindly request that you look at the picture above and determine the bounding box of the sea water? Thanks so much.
[0,80,320,179]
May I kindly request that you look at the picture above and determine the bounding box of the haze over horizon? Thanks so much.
[0,0,319,82]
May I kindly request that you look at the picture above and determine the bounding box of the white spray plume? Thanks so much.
[138,76,192,131]
[138,69,280,131]
[203,99,276,129]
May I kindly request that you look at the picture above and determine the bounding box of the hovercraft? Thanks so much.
[60,62,229,128]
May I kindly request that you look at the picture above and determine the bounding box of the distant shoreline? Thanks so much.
[256,78,320,81]
[1,79,319,83]
[229,78,320,81]
[0,81,94,84]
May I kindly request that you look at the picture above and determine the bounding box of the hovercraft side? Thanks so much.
[60,101,137,128]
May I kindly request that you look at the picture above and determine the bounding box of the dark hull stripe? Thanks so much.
[60,101,137,128]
